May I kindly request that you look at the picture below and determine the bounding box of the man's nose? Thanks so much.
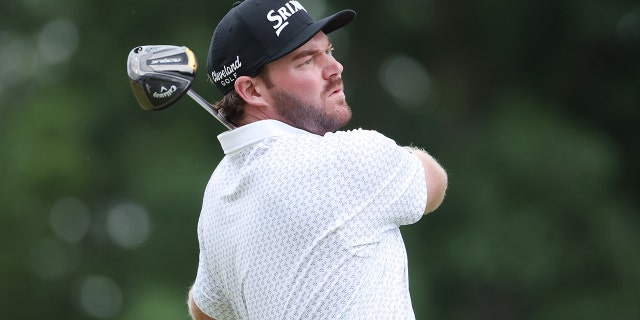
[323,54,343,80]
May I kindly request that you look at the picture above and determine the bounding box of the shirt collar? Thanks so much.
[218,120,311,154]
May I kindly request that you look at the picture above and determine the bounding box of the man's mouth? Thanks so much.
[329,86,343,96]
[325,78,344,96]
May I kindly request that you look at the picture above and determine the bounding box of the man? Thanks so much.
[188,0,448,319]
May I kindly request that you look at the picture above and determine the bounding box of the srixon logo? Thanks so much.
[266,0,307,37]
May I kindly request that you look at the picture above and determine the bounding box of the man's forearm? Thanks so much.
[405,146,448,213]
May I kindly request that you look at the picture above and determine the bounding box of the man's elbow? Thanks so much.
[424,163,448,214]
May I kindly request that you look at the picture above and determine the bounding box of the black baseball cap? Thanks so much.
[207,0,356,95]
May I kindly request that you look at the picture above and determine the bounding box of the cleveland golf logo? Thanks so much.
[211,55,243,87]
[267,0,307,37]
[153,85,177,99]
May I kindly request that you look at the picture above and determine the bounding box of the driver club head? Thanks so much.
[127,45,197,111]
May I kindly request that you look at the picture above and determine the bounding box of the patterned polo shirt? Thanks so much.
[192,120,427,319]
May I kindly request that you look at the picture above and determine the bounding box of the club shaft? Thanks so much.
[187,89,235,130]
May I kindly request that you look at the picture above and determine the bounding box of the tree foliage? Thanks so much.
[1,0,638,319]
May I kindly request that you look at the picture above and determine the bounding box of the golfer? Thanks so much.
[188,0,448,319]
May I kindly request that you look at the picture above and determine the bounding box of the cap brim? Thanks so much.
[261,9,356,70]
[320,9,356,34]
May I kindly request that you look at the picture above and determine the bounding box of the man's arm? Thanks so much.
[405,146,448,214]
[188,287,215,320]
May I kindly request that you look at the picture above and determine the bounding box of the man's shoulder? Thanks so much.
[313,129,393,147]
[274,129,393,155]
[327,129,400,154]
[327,128,388,140]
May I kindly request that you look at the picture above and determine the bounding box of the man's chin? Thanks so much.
[332,106,352,131]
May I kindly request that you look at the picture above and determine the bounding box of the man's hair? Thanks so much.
[213,90,245,126]
[212,66,273,126]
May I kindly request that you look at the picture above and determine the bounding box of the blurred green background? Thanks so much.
[1,0,638,319]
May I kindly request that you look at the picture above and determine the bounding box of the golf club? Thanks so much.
[127,45,235,130]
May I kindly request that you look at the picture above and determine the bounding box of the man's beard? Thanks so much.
[272,78,352,135]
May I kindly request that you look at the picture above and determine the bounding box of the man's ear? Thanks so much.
[234,76,268,107]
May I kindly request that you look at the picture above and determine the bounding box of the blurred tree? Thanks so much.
[1,0,638,319]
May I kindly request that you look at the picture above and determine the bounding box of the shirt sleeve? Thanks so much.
[191,250,236,320]
[327,129,427,243]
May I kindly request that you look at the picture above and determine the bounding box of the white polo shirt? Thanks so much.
[192,120,427,319]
